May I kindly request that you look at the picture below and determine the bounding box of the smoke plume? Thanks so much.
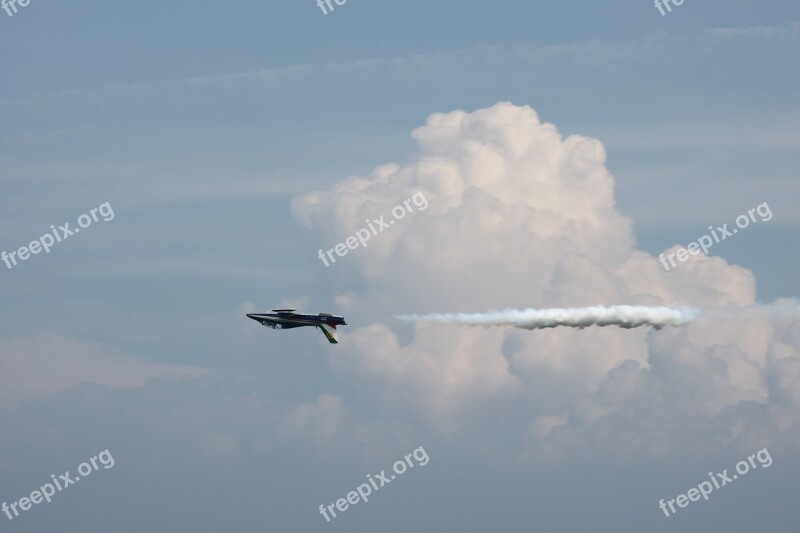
[396,305,699,330]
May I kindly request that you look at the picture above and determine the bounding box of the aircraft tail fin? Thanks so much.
[319,324,339,344]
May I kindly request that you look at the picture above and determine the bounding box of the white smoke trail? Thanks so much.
[395,305,699,330]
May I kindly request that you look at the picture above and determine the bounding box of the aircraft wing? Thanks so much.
[318,324,339,344]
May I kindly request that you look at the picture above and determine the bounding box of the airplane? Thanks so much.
[246,309,347,344]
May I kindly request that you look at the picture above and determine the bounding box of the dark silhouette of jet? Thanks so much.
[246,309,347,344]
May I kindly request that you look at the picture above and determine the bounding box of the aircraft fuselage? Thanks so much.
[246,309,346,343]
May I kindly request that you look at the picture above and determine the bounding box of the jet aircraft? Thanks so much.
[246,309,347,344]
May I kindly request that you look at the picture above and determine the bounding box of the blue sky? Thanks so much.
[1,1,799,532]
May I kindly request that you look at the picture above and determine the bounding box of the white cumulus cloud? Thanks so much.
[292,102,800,463]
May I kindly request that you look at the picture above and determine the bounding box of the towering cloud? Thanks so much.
[293,102,800,461]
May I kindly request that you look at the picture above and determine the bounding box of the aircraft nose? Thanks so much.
[246,314,258,320]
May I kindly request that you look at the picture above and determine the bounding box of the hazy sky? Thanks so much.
[1,1,799,532]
